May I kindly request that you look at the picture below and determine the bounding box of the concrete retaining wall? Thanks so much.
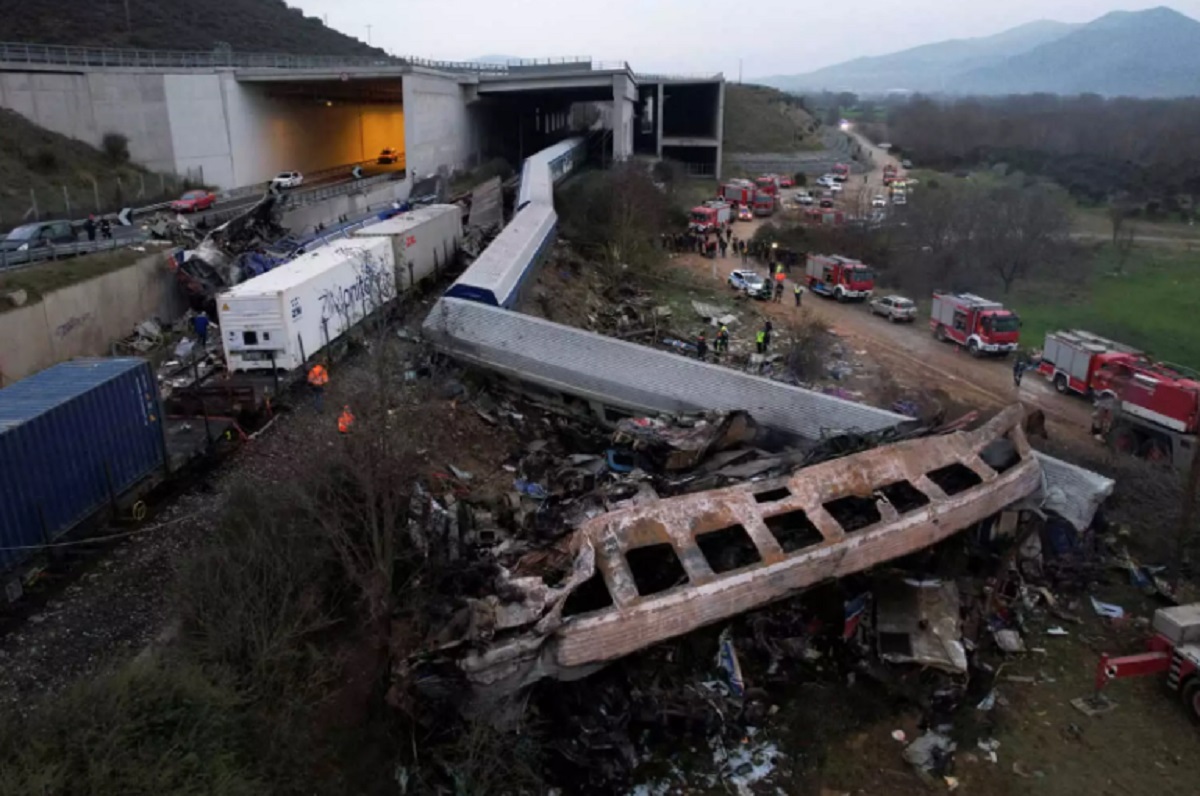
[403,74,481,180]
[0,252,184,385]
[281,180,413,237]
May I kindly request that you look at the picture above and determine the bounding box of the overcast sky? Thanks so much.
[292,1,1200,77]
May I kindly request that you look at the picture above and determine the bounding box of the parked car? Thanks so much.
[778,175,795,188]
[871,195,887,208]
[0,220,77,253]
[271,171,305,190]
[170,189,216,213]
[830,182,843,194]
[892,193,908,206]
[737,205,754,222]
[728,269,771,299]
[819,197,834,208]
[795,191,814,205]
[816,175,836,188]
[901,159,913,169]
[869,294,917,323]
[378,148,401,165]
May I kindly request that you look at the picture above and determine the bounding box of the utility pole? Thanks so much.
[124,0,132,34]
[738,58,743,84]
[366,24,373,45]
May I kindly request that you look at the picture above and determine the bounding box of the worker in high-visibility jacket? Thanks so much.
[307,363,329,412]
[337,405,355,435]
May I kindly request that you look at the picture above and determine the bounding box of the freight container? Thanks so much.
[218,236,396,372]
[0,359,167,573]
[353,204,463,290]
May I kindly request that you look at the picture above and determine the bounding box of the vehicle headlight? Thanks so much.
[17,243,29,252]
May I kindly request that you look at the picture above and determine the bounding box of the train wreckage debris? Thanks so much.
[410,404,1042,704]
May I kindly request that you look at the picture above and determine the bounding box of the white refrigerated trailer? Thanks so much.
[353,204,463,290]
[218,237,396,372]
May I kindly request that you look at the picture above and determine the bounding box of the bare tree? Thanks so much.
[1112,219,1137,276]
[974,183,1071,293]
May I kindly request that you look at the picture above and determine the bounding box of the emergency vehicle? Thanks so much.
[929,293,1020,357]
[1037,329,1199,467]
[883,164,899,185]
[805,254,874,301]
[751,192,776,217]
[832,163,850,182]
[689,200,731,234]
[718,179,755,208]
[1092,603,1200,721]
[754,175,779,197]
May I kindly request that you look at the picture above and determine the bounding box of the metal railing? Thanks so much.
[635,71,724,82]
[0,41,579,74]
[0,233,150,271]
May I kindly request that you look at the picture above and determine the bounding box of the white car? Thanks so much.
[795,191,814,205]
[892,193,907,206]
[871,195,887,208]
[816,175,836,188]
[271,171,304,190]
[869,295,917,323]
[830,182,843,194]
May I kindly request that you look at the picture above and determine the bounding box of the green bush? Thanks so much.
[101,132,129,165]
[0,662,262,796]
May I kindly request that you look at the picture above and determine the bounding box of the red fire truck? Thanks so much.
[1091,603,1200,721]
[805,254,875,302]
[1036,329,1199,467]
[754,175,779,197]
[832,163,850,182]
[719,179,755,208]
[802,208,846,226]
[929,293,1020,357]
[883,164,899,185]
[689,200,731,234]
[751,192,776,217]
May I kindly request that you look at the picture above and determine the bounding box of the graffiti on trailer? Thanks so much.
[55,312,94,338]
[318,256,396,328]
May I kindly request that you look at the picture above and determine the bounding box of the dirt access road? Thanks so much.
[680,141,1096,444]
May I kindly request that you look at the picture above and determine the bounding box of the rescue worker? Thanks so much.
[755,328,767,354]
[1012,356,1026,387]
[192,310,210,348]
[763,319,773,347]
[719,237,728,258]
[774,280,785,303]
[715,325,730,356]
[99,217,113,240]
[307,362,329,412]
[696,333,708,361]
[83,215,97,242]
[794,283,804,307]
[337,405,355,435]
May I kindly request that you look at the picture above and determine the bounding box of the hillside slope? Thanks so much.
[762,20,1077,93]
[0,0,382,56]
[723,84,819,152]
[0,109,164,229]
[957,7,1200,97]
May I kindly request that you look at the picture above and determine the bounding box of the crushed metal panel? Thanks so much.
[460,404,1039,693]
[422,297,911,439]
[874,577,967,673]
[1026,452,1115,531]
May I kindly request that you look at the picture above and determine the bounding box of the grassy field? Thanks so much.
[722,84,823,153]
[1010,244,1200,369]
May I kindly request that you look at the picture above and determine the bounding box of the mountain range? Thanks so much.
[761,6,1200,98]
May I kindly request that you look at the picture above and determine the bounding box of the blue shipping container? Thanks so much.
[0,358,167,573]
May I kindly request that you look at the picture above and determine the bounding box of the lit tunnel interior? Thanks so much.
[229,78,406,183]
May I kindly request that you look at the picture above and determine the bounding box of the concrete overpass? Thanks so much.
[0,42,724,189]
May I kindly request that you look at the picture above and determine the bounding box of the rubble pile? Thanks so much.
[362,353,1126,789]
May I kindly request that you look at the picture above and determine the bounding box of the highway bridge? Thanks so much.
[0,42,725,194]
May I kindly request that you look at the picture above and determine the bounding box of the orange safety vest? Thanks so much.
[337,407,355,434]
[308,364,329,387]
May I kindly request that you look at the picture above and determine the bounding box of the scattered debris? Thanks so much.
[1090,596,1125,619]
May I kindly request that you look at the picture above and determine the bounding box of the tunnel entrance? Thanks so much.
[232,77,406,185]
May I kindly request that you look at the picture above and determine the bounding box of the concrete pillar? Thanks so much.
[656,83,664,158]
[715,80,726,179]
[611,74,636,162]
